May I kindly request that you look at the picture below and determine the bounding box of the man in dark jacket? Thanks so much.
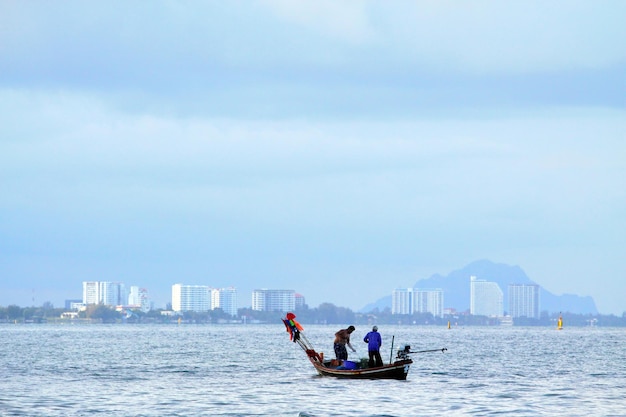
[363,325,383,367]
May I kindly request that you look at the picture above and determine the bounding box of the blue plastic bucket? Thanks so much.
[343,360,357,370]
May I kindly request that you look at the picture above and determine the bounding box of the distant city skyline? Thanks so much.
[74,281,307,315]
[1,3,624,315]
[0,266,605,318]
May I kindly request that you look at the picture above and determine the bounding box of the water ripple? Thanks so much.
[1,325,625,416]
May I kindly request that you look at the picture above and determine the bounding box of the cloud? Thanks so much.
[259,1,626,74]
[0,2,624,313]
[2,90,623,236]
[1,1,624,100]
[260,0,374,45]
[382,1,626,73]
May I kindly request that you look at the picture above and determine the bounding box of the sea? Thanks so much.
[0,324,624,417]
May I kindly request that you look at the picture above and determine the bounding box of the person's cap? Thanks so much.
[372,326,378,331]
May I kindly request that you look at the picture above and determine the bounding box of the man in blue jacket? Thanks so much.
[363,325,383,367]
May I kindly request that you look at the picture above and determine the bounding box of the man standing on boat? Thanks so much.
[363,326,383,367]
[334,325,356,361]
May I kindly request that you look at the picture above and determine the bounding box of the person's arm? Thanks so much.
[347,338,356,352]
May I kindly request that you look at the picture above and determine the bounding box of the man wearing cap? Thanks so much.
[363,325,383,367]
[333,325,356,361]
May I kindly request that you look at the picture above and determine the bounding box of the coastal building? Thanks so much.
[103,282,125,306]
[470,276,503,317]
[508,284,540,319]
[251,289,295,312]
[82,281,99,305]
[211,287,238,317]
[392,288,414,315]
[128,286,140,306]
[128,286,151,312]
[295,293,306,310]
[392,288,444,317]
[64,299,82,310]
[414,288,444,318]
[171,284,211,312]
[82,281,126,306]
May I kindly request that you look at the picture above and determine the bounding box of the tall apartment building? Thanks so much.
[128,286,151,312]
[251,289,295,312]
[392,288,443,317]
[211,287,238,317]
[392,288,414,314]
[171,284,211,312]
[82,281,126,306]
[103,282,124,306]
[128,286,140,306]
[508,284,540,319]
[138,287,150,312]
[295,293,306,310]
[470,276,503,317]
[83,281,99,305]
[414,288,444,318]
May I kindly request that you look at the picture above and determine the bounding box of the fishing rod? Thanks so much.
[408,347,447,354]
[395,345,446,360]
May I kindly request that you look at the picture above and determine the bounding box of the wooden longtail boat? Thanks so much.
[282,313,441,380]
[305,348,413,380]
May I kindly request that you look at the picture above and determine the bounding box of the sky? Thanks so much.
[1,1,625,314]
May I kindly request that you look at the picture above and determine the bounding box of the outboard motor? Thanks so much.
[396,345,411,360]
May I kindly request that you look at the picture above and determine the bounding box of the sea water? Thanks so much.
[0,324,624,416]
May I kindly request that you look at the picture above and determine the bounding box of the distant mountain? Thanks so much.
[360,259,598,315]
[361,295,392,313]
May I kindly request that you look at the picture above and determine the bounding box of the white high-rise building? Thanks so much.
[102,282,124,306]
[171,284,211,312]
[470,276,503,317]
[211,287,238,317]
[128,286,151,312]
[128,286,140,306]
[138,287,150,312]
[83,281,100,305]
[392,288,414,315]
[392,288,444,317]
[251,289,295,312]
[295,293,306,310]
[82,281,125,306]
[508,284,540,318]
[414,288,444,318]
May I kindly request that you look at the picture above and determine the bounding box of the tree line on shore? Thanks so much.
[1,302,625,326]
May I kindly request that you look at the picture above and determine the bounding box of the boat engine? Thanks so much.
[396,345,411,360]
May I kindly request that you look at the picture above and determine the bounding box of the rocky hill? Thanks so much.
[361,259,598,315]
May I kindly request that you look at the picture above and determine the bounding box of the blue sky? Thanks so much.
[1,1,625,314]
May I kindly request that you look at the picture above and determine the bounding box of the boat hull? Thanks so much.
[310,359,412,380]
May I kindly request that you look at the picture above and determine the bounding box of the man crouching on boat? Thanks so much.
[334,325,356,361]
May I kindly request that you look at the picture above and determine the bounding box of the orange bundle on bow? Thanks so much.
[282,312,303,342]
